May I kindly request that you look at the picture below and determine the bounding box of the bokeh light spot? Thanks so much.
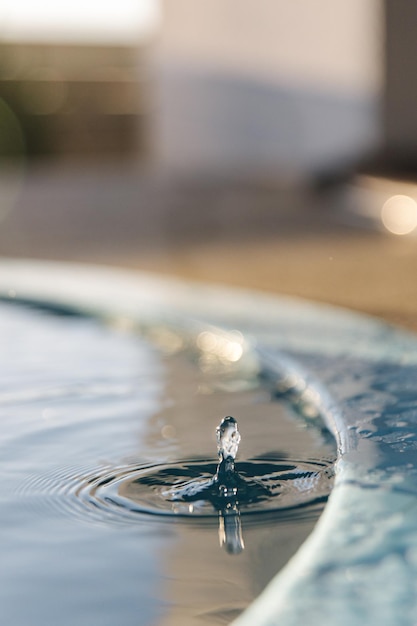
[381,194,417,235]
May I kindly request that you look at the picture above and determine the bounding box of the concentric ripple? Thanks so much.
[20,457,334,525]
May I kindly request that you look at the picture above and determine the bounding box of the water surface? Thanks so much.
[0,301,334,626]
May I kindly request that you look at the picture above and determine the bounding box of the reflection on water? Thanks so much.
[218,502,244,555]
[0,300,335,626]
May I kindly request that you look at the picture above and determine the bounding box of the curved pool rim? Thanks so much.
[1,258,417,626]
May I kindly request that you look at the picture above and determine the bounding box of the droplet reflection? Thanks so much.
[219,503,245,555]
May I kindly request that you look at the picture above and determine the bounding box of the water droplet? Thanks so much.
[216,416,241,462]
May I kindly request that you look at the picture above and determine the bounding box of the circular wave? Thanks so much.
[18,457,334,526]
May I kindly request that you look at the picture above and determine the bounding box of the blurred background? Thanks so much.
[1,1,417,330]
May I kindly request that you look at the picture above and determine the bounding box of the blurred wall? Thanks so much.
[0,42,148,160]
[152,0,382,177]
[384,2,417,166]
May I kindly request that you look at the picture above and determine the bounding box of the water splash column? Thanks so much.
[216,417,245,554]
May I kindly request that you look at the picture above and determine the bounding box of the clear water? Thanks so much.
[0,300,335,626]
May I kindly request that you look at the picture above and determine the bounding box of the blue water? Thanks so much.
[4,262,417,625]
[0,300,334,626]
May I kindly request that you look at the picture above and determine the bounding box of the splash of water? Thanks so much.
[215,416,244,553]
[216,416,241,462]
[161,415,245,553]
[97,415,331,555]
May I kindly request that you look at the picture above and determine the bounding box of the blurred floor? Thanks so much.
[1,159,417,332]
